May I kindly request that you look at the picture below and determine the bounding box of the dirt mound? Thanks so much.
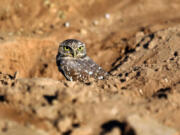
[0,26,180,135]
[112,26,180,96]
[1,0,180,80]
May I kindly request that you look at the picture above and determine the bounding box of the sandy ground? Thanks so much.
[0,0,180,135]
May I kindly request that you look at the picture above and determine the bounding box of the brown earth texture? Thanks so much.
[1,0,180,135]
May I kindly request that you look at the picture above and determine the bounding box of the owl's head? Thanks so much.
[58,39,87,58]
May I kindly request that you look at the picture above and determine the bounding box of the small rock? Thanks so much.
[64,22,70,27]
[105,13,110,19]
[135,32,145,44]
[138,89,144,96]
[148,40,157,49]
[57,117,72,132]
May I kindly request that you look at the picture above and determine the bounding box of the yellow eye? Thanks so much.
[64,46,70,51]
[78,46,83,51]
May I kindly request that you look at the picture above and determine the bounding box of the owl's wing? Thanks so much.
[57,54,108,82]
[58,57,90,82]
[63,65,91,82]
[82,56,109,80]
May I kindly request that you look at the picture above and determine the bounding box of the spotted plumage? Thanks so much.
[56,39,108,82]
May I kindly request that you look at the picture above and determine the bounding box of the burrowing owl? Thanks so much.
[56,39,108,82]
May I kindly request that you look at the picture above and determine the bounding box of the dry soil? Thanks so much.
[0,0,180,135]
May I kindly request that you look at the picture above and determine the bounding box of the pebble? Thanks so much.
[57,117,72,132]
[105,13,110,19]
[64,22,70,28]
[148,40,157,49]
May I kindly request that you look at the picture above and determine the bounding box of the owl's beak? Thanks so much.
[73,51,77,57]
